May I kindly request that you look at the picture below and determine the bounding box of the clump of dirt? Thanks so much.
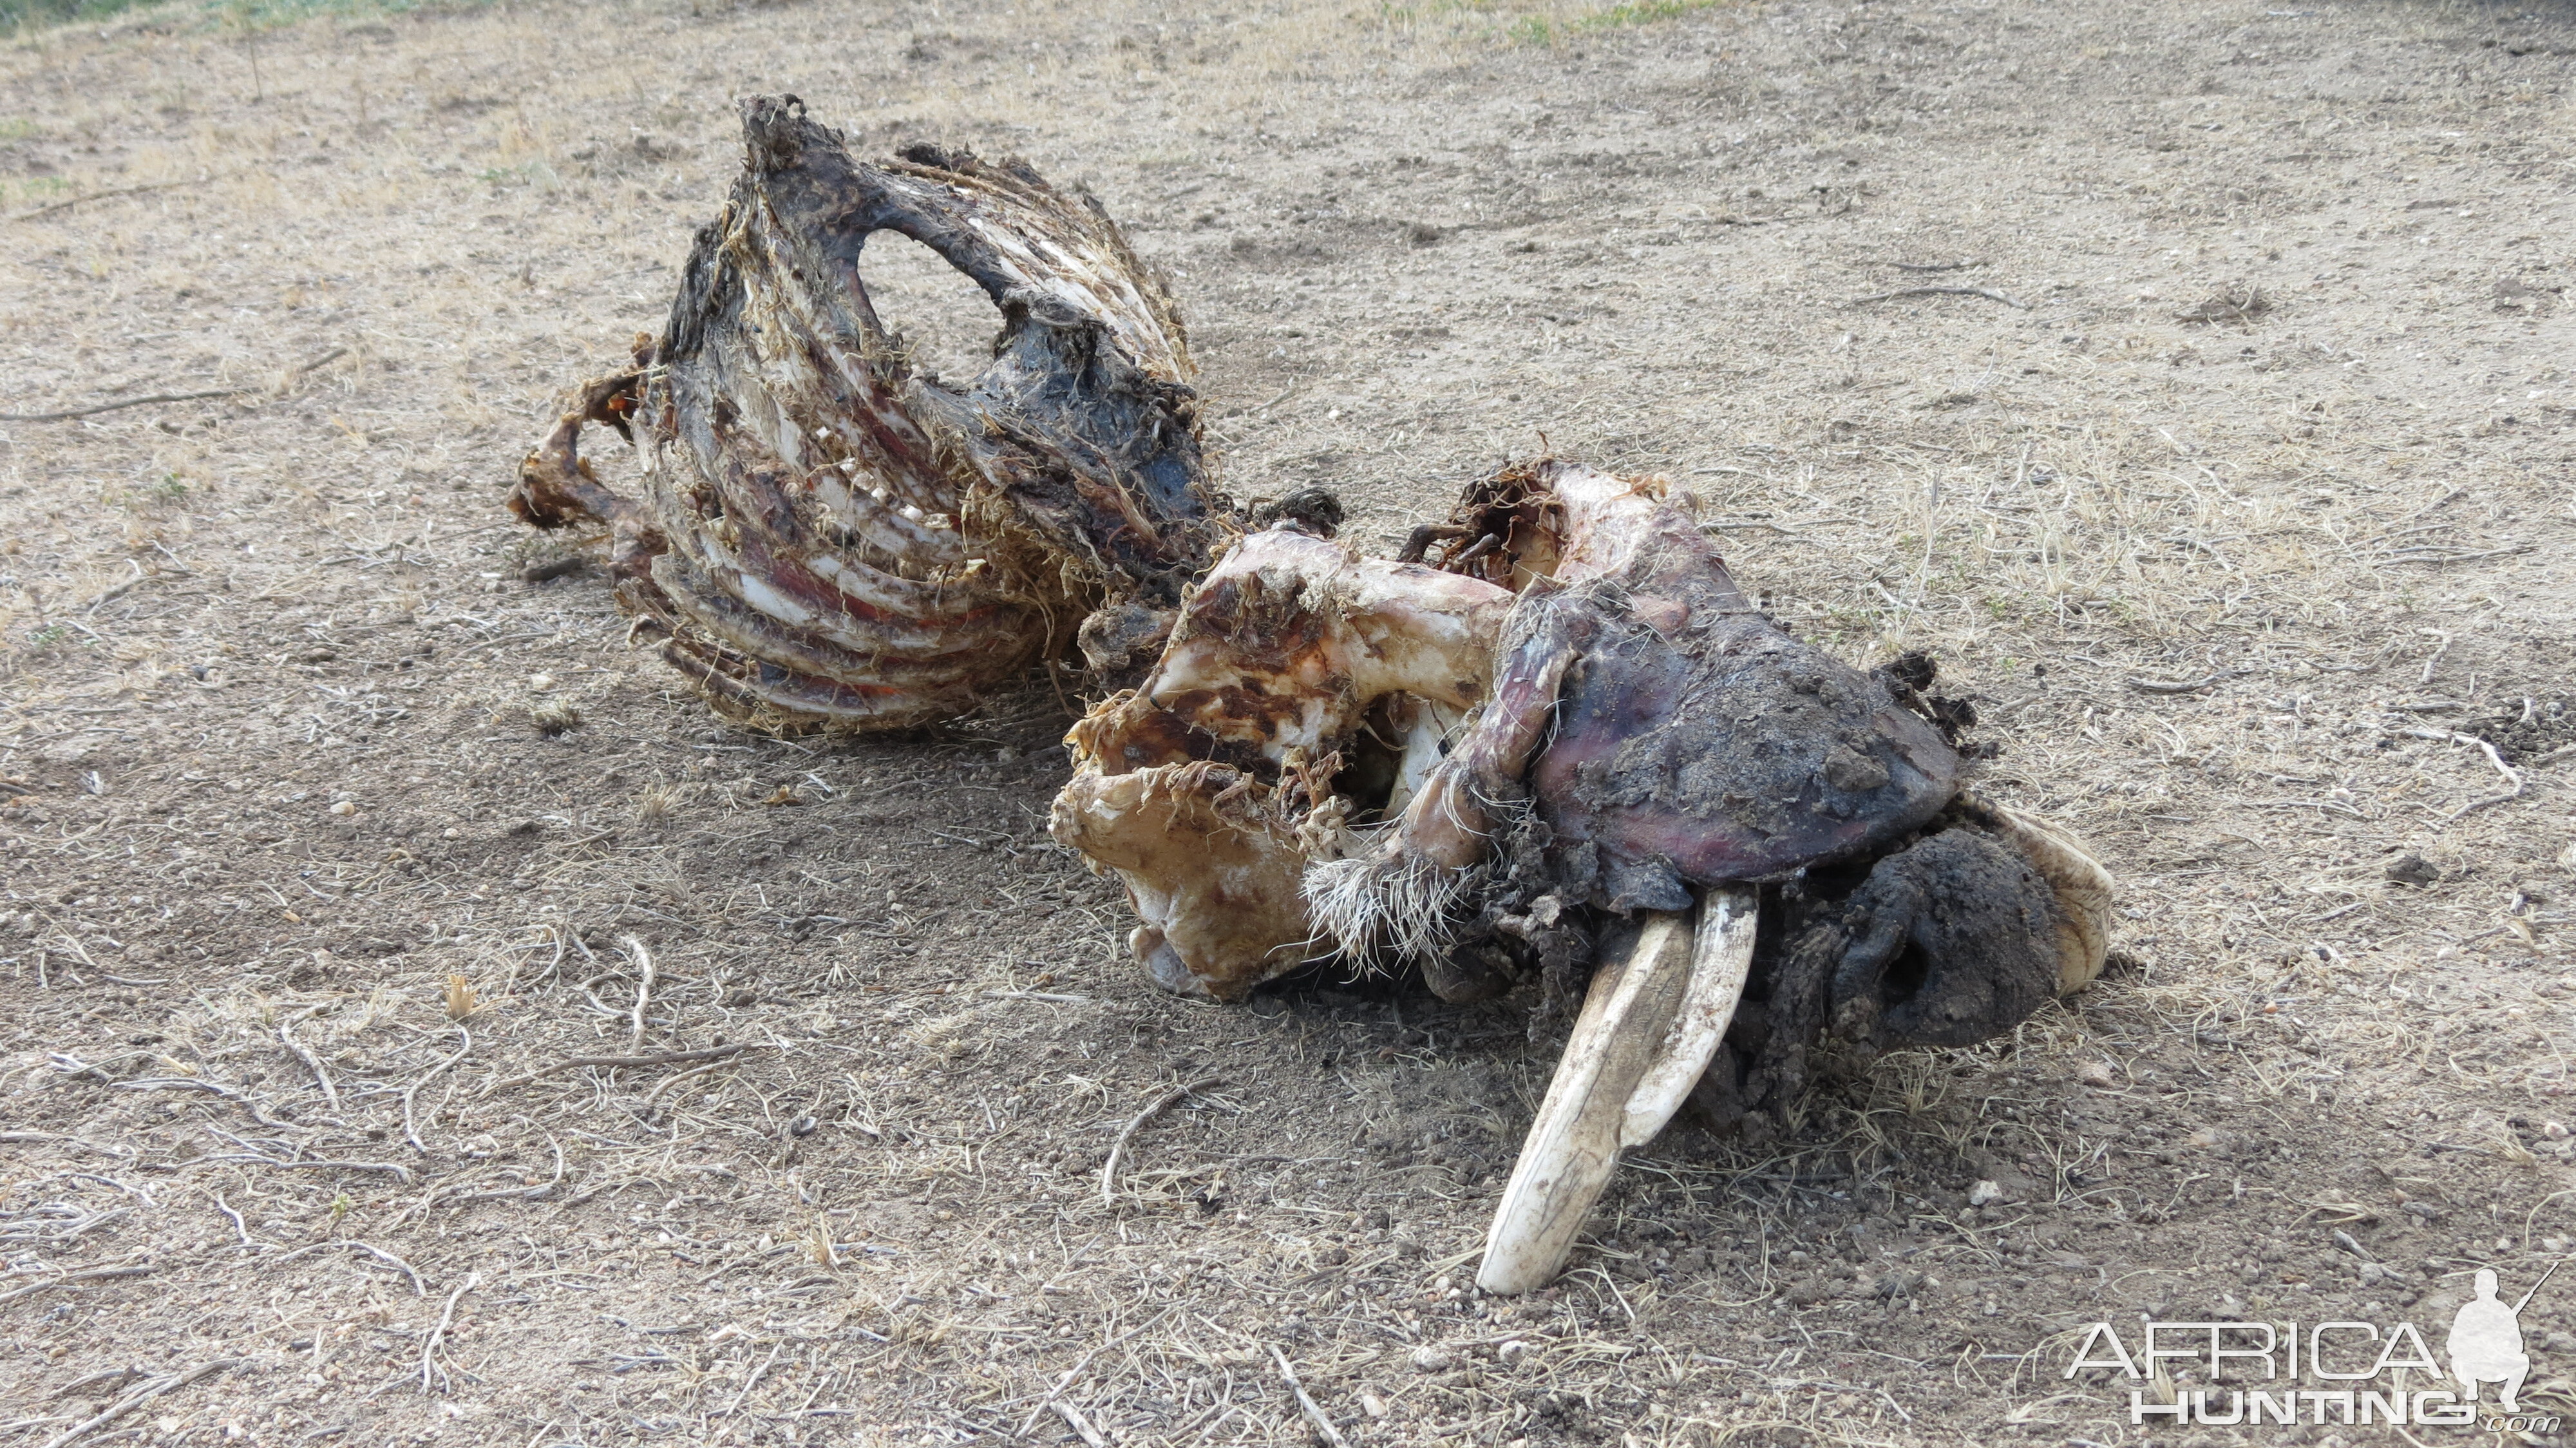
[2172,281,2271,325]
[2471,696,2576,765]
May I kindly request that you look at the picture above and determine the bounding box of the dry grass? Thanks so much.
[3,0,2574,1443]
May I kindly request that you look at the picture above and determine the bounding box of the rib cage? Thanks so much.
[511,95,1217,731]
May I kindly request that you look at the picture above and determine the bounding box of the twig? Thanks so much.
[1882,258,1983,272]
[279,1018,341,1112]
[479,1132,564,1202]
[111,1076,292,1129]
[981,989,1090,1004]
[8,174,225,224]
[402,1025,472,1154]
[213,1194,257,1249]
[419,1272,479,1394]
[47,1366,143,1401]
[482,1042,753,1096]
[0,1262,153,1308]
[1271,1346,1349,1448]
[1101,1077,1226,1208]
[37,1358,240,1448]
[2419,629,2452,686]
[2126,669,2246,694]
[1226,385,1296,419]
[1698,519,1814,540]
[0,347,348,423]
[0,374,292,427]
[0,1131,131,1159]
[640,1058,734,1118]
[2384,544,2535,566]
[265,1239,427,1295]
[624,935,656,1052]
[721,1340,786,1416]
[1050,1400,1110,1448]
[1847,285,2029,310]
[2401,728,2526,819]
[413,1134,565,1212]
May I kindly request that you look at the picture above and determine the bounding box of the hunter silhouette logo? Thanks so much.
[2448,1262,2554,1412]
[2064,1259,2568,1431]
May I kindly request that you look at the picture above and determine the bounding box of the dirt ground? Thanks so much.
[3,0,2574,1443]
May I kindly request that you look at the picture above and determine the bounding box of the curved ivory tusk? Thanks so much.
[1477,886,1760,1295]
[1620,885,1759,1148]
[1973,796,2115,995]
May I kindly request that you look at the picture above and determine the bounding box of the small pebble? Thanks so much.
[329,801,358,816]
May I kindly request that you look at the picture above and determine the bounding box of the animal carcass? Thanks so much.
[509,95,1218,730]
[508,95,2112,1296]
[1049,460,2112,1291]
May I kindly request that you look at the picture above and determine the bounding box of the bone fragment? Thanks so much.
[1478,886,1759,1294]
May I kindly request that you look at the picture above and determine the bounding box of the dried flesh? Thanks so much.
[510,96,1217,731]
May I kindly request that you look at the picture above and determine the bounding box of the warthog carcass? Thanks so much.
[513,96,2112,1293]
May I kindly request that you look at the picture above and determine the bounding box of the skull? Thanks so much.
[1050,459,2114,1291]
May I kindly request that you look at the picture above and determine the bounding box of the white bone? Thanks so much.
[1475,886,1759,1295]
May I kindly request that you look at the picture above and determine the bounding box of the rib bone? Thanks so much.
[511,97,1217,731]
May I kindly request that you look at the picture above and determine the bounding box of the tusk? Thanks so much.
[1974,796,2115,995]
[1619,884,1759,1148]
[1477,885,1760,1295]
